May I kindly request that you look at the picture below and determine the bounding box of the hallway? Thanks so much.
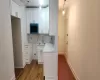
[58,55,75,80]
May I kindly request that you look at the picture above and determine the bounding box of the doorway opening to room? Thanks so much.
[11,16,23,79]
[58,8,68,56]
[58,0,75,80]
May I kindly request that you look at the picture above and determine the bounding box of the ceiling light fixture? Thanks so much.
[39,0,43,6]
[62,0,66,15]
[62,9,65,15]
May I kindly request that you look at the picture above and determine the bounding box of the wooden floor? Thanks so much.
[58,55,75,80]
[17,61,43,80]
[15,68,23,79]
[16,56,75,80]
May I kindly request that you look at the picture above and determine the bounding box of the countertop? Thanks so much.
[43,43,55,52]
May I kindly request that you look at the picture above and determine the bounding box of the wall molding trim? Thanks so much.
[58,52,65,55]
[15,66,24,68]
[64,52,68,59]
[11,74,16,80]
[67,60,80,80]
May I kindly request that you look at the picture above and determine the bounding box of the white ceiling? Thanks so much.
[13,0,68,8]
[21,0,49,6]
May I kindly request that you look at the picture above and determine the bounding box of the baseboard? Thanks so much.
[15,66,24,68]
[67,60,80,80]
[64,52,68,60]
[38,62,43,64]
[58,52,65,55]
[11,74,16,80]
[23,62,26,68]
[45,76,58,80]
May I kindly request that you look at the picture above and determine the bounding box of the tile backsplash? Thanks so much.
[27,34,55,60]
[27,34,54,44]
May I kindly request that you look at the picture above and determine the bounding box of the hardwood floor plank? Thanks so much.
[17,61,43,80]
[15,68,23,79]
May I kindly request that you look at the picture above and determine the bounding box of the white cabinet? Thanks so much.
[43,53,58,80]
[24,44,33,64]
[29,44,33,62]
[26,8,49,34]
[37,46,44,64]
[11,0,21,18]
[49,0,58,36]
[37,49,43,64]
[39,7,49,34]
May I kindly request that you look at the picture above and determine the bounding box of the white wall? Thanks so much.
[20,6,28,67]
[68,0,100,80]
[0,0,15,80]
[26,7,49,34]
[58,9,66,54]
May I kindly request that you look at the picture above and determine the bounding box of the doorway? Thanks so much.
[11,16,23,79]
[58,9,66,55]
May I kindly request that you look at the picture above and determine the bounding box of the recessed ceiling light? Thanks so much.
[39,0,43,6]
[62,10,65,15]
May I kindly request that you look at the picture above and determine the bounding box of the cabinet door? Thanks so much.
[29,44,33,62]
[37,49,43,64]
[43,53,57,79]
[39,9,45,34]
[38,8,49,34]
[49,0,58,36]
[24,45,30,64]
[37,50,41,63]
[43,7,49,34]
[41,50,43,63]
[24,44,33,64]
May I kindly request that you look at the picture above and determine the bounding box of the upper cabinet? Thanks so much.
[26,7,49,34]
[39,7,49,34]
[49,0,58,36]
[11,0,21,18]
[26,0,58,35]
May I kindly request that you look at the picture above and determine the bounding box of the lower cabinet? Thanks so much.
[24,44,33,64]
[43,53,58,80]
[37,48,43,64]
